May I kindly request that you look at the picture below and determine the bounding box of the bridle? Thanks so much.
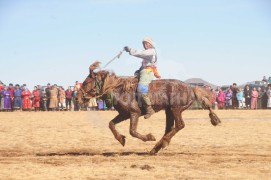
[79,75,104,100]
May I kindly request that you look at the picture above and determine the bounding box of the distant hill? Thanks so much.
[184,78,218,89]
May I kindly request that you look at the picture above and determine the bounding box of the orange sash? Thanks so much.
[145,66,161,78]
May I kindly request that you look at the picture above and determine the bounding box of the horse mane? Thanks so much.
[100,71,138,94]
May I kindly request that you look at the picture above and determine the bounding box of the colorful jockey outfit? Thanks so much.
[124,37,160,119]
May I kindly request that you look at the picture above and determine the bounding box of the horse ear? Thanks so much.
[89,61,101,77]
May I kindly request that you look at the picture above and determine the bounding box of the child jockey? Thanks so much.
[124,37,161,119]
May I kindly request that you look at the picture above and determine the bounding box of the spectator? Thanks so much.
[22,86,32,111]
[211,89,216,109]
[73,87,80,111]
[9,83,15,110]
[40,90,48,111]
[88,98,97,111]
[0,81,3,91]
[262,88,268,109]
[268,77,271,84]
[262,76,267,82]
[0,84,4,111]
[75,81,81,90]
[267,84,271,109]
[97,99,104,110]
[37,85,42,99]
[65,86,73,111]
[231,83,238,109]
[0,81,3,110]
[236,88,244,109]
[225,88,232,109]
[2,86,12,111]
[45,83,51,110]
[58,87,65,111]
[244,85,251,109]
[257,87,263,109]
[32,86,40,111]
[217,88,225,109]
[250,87,258,110]
[13,84,22,111]
[49,85,58,111]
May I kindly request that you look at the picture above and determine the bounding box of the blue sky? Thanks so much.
[0,0,270,89]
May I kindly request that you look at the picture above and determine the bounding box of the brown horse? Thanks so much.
[77,61,221,154]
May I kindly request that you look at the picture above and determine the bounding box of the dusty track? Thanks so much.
[0,110,270,179]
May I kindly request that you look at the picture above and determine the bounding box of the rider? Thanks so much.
[124,37,161,119]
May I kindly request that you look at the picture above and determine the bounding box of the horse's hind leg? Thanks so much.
[149,107,174,154]
[164,107,175,135]
[150,108,185,154]
[129,112,156,142]
[109,114,129,146]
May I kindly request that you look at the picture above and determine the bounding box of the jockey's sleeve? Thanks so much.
[129,48,156,63]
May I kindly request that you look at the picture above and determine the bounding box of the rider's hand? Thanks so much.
[124,46,130,52]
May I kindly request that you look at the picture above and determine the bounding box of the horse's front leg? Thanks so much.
[129,112,156,142]
[109,114,129,146]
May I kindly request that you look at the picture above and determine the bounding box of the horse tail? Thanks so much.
[192,87,221,126]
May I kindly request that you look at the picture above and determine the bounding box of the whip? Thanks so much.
[103,49,124,69]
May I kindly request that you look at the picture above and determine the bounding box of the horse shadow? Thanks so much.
[35,151,151,157]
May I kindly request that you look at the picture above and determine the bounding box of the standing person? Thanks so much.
[217,88,225,109]
[45,83,51,111]
[231,83,238,109]
[2,86,12,111]
[40,90,48,111]
[225,88,233,109]
[262,88,268,109]
[267,84,271,109]
[49,85,58,111]
[88,98,97,111]
[244,85,251,109]
[22,86,32,111]
[0,81,3,110]
[211,89,216,109]
[13,84,22,111]
[32,86,40,111]
[37,85,43,100]
[74,81,81,91]
[65,86,73,111]
[0,84,4,111]
[257,87,263,109]
[250,87,258,110]
[236,88,244,109]
[97,99,104,110]
[73,87,80,111]
[124,37,161,119]
[262,76,267,82]
[0,81,3,92]
[9,83,15,111]
[58,87,65,111]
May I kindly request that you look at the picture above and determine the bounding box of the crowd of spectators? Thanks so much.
[211,82,271,110]
[0,81,97,112]
[1,77,271,112]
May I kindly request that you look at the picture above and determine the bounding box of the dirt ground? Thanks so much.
[0,110,270,179]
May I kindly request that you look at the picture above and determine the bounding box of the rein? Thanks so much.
[79,75,114,105]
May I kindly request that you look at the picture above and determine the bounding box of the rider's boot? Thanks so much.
[144,105,155,119]
[141,94,155,119]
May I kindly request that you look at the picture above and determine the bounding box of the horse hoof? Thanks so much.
[147,133,156,141]
[118,135,126,146]
[150,149,157,155]
[162,140,169,148]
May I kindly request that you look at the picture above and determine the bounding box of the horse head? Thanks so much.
[77,61,102,105]
[77,61,118,106]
